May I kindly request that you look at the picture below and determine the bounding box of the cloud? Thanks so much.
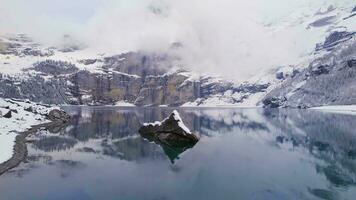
[1,0,354,81]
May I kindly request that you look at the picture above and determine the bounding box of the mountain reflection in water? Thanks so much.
[0,107,355,200]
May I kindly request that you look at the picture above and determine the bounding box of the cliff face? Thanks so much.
[1,14,355,108]
[262,32,356,108]
[0,47,232,106]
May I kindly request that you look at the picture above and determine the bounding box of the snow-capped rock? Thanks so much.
[139,110,199,142]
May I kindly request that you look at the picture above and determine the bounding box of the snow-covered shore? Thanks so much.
[0,98,58,164]
[310,105,356,115]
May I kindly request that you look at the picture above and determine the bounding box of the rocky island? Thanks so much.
[139,110,199,163]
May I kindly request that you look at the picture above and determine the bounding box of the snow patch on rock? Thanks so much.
[172,110,191,134]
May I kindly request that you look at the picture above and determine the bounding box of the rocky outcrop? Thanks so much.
[2,110,12,118]
[316,31,355,51]
[0,51,236,106]
[47,109,71,123]
[31,60,78,75]
[139,110,199,163]
[262,35,356,108]
[0,35,276,107]
[139,110,199,145]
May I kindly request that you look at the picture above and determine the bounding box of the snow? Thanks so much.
[310,105,356,115]
[143,121,162,126]
[172,110,191,134]
[114,101,136,107]
[0,34,140,79]
[0,98,56,164]
[181,94,263,108]
[286,80,307,99]
[142,110,192,134]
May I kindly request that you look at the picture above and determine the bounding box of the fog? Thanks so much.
[0,0,353,80]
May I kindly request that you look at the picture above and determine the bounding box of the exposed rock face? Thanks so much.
[32,60,78,75]
[139,110,198,163]
[0,51,235,106]
[0,34,54,56]
[316,31,355,51]
[1,31,356,108]
[262,97,287,108]
[347,59,356,68]
[3,110,12,118]
[139,110,199,145]
[0,34,287,107]
[308,16,336,28]
[48,109,71,123]
[262,36,356,108]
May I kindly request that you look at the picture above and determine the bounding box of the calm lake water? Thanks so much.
[0,107,356,200]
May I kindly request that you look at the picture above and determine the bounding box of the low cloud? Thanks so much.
[1,0,353,81]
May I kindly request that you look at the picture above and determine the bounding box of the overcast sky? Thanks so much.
[0,0,353,80]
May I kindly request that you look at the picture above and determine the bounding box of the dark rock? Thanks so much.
[262,97,286,108]
[3,110,12,118]
[10,109,18,113]
[78,59,99,65]
[24,106,33,112]
[308,16,336,28]
[21,47,54,57]
[320,165,355,187]
[311,141,330,151]
[77,147,97,153]
[276,135,285,143]
[234,83,270,93]
[352,6,356,13]
[47,109,71,123]
[32,60,78,75]
[139,110,199,162]
[316,31,355,51]
[139,110,199,144]
[308,188,337,200]
[348,149,356,159]
[58,44,83,53]
[276,72,284,80]
[311,65,329,76]
[347,59,356,68]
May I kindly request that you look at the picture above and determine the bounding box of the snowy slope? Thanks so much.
[0,98,58,164]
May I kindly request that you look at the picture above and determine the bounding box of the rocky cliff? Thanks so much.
[262,32,356,108]
[0,37,238,106]
[0,2,355,108]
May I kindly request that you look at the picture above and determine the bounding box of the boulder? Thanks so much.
[276,72,284,80]
[347,59,356,68]
[139,110,199,146]
[47,109,71,123]
[262,97,286,108]
[3,110,12,118]
[139,110,199,163]
[311,65,329,76]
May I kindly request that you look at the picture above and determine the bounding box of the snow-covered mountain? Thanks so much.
[0,34,258,107]
[0,3,355,107]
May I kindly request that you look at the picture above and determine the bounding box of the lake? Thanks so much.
[0,107,356,200]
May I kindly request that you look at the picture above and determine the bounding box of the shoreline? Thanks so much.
[0,120,68,176]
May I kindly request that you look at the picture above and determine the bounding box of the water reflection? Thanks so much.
[0,107,355,200]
